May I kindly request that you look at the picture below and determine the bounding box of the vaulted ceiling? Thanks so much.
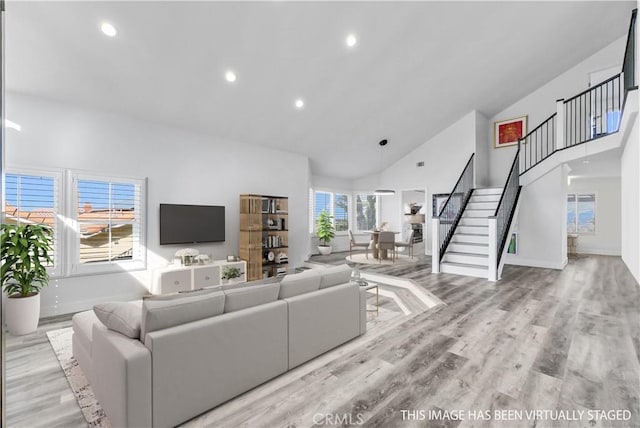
[6,1,635,179]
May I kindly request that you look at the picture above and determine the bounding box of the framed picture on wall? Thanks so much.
[494,115,527,148]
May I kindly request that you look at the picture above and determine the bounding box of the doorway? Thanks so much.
[400,189,427,256]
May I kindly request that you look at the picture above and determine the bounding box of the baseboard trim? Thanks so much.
[576,248,622,256]
[505,256,567,270]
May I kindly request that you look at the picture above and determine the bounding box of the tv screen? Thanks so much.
[160,204,225,245]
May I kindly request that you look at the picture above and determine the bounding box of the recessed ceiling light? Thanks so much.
[225,70,237,83]
[294,99,305,109]
[345,34,357,48]
[100,22,117,37]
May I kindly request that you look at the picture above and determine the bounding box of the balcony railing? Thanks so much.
[564,73,622,149]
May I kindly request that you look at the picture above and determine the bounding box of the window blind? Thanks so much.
[4,172,60,271]
[75,177,144,266]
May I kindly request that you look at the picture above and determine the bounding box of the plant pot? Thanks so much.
[318,245,332,255]
[6,293,41,336]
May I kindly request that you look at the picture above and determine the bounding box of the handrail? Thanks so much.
[435,153,474,262]
[438,153,474,217]
[494,146,521,267]
[523,112,557,138]
[520,113,556,175]
[622,9,637,94]
[565,73,622,103]
[494,147,520,217]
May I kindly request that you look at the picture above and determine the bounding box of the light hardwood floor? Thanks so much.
[5,254,640,427]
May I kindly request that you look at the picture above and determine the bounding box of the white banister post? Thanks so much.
[487,216,497,281]
[432,217,440,274]
[556,98,565,150]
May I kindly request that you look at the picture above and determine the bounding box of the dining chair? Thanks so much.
[349,230,370,259]
[395,230,415,259]
[377,231,396,263]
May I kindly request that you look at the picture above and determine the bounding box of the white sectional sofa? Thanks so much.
[72,264,366,428]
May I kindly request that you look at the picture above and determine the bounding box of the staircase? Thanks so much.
[432,8,636,282]
[440,187,501,278]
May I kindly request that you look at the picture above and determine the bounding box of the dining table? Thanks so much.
[364,230,401,260]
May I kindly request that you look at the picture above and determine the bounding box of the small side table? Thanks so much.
[365,284,379,314]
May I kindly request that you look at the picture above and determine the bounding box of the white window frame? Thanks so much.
[567,192,597,235]
[4,167,64,277]
[309,188,351,236]
[69,171,147,276]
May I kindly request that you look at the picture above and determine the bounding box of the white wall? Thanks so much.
[505,164,569,269]
[474,110,491,188]
[567,176,621,256]
[487,36,627,186]
[7,93,311,317]
[621,116,640,283]
[354,111,477,254]
[311,174,353,191]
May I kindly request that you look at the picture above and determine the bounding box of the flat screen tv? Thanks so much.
[160,204,225,245]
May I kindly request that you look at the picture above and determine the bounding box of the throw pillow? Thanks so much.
[94,301,142,339]
[141,291,225,339]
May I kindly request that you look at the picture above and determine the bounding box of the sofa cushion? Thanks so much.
[319,264,353,289]
[93,301,142,339]
[223,282,280,313]
[141,291,225,339]
[278,270,321,299]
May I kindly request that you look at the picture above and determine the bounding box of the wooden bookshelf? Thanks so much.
[240,194,289,281]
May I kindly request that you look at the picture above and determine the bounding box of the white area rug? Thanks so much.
[345,253,419,265]
[46,328,112,428]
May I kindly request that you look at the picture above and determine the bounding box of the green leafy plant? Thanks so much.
[1,224,53,297]
[222,266,242,280]
[316,210,335,247]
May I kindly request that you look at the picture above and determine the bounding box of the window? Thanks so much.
[72,174,146,274]
[355,194,378,231]
[313,191,331,227]
[567,194,577,233]
[3,170,62,275]
[3,168,146,277]
[309,189,351,233]
[334,193,349,232]
[567,193,595,234]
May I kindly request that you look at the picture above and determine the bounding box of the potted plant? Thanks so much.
[1,223,53,336]
[222,266,243,284]
[316,209,335,255]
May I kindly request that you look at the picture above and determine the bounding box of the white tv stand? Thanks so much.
[152,260,247,294]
